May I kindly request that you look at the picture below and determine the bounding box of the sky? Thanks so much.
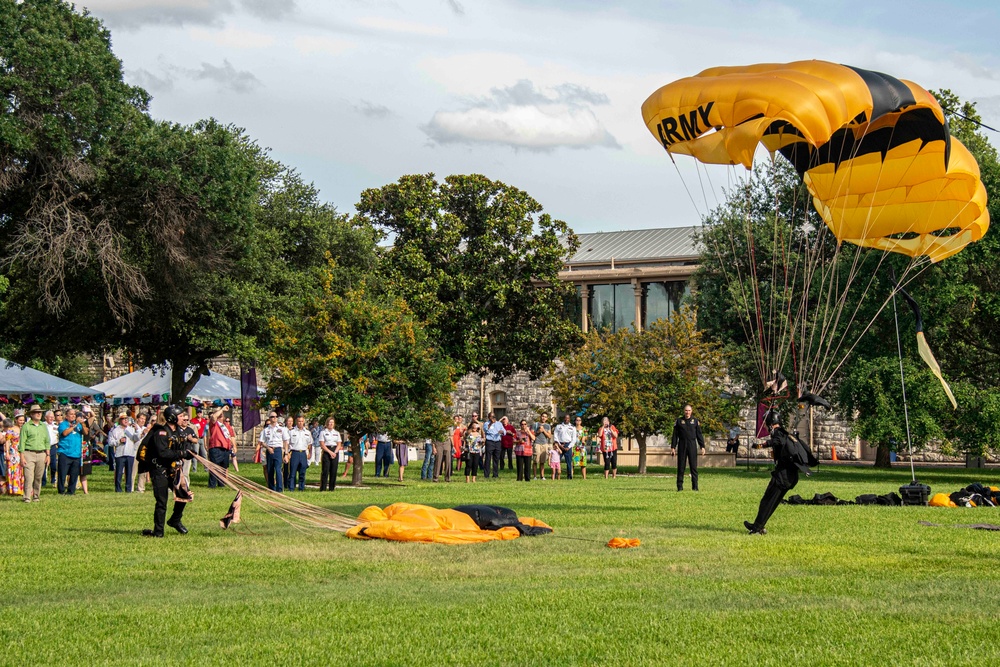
[82,0,1000,234]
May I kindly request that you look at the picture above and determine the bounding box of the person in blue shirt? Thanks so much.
[57,408,89,495]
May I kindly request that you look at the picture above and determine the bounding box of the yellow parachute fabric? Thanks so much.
[641,60,989,262]
[929,493,958,508]
[346,503,551,544]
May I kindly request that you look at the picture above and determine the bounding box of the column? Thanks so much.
[633,280,644,333]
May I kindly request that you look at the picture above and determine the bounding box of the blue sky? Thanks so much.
[84,0,1000,233]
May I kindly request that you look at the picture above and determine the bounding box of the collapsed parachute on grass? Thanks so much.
[346,503,552,544]
[641,60,988,262]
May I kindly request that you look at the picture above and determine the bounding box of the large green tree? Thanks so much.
[548,307,736,473]
[0,0,150,314]
[836,356,946,467]
[265,273,454,486]
[0,0,377,400]
[355,173,582,381]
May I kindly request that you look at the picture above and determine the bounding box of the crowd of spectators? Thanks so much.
[1,404,623,498]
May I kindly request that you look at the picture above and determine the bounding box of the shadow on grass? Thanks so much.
[660,522,744,534]
[64,527,141,536]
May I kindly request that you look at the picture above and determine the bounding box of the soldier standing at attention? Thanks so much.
[670,404,705,492]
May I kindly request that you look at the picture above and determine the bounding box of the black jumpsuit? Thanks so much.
[748,427,818,532]
[671,417,705,491]
[141,425,189,536]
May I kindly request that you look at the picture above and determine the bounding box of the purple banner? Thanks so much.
[755,403,770,439]
[240,366,261,433]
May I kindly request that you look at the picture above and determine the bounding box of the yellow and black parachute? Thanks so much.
[642,60,988,263]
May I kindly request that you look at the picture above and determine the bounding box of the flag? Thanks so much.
[755,403,770,439]
[241,365,261,433]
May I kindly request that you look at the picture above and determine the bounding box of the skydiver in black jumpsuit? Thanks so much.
[138,406,193,537]
[671,404,705,491]
[744,412,818,535]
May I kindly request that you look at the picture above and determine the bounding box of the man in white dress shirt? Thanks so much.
[286,415,313,492]
[553,414,578,480]
[258,412,290,492]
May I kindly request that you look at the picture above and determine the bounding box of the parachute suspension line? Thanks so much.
[683,158,766,386]
[802,117,880,389]
[804,115,909,393]
[815,258,932,396]
[891,284,918,484]
[693,160,712,214]
[745,180,769,384]
[941,107,999,133]
[668,150,704,219]
[811,120,932,392]
[728,168,768,384]
[768,157,795,392]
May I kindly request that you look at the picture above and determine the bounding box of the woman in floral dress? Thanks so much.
[4,416,25,496]
[573,416,589,480]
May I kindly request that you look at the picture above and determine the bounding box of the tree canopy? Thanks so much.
[356,173,582,381]
[265,273,454,485]
[548,307,736,473]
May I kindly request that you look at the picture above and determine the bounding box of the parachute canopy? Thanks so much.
[346,503,552,544]
[641,60,989,262]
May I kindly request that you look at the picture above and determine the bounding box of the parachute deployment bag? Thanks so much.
[135,426,162,473]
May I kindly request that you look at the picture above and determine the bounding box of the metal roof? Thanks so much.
[564,226,699,265]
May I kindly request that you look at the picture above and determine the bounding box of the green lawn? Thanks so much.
[3,462,1000,666]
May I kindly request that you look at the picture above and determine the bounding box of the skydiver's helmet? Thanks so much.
[163,406,184,425]
[764,410,782,429]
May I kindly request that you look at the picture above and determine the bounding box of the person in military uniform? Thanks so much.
[671,404,705,491]
[137,406,194,537]
[744,411,819,535]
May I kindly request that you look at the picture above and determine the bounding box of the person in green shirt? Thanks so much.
[19,405,51,502]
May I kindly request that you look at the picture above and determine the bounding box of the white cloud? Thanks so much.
[292,35,355,56]
[425,105,618,150]
[357,16,448,37]
[189,26,276,49]
[424,80,619,151]
[84,0,296,29]
[189,59,262,93]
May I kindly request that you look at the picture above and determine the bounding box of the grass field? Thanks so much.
[3,461,1000,666]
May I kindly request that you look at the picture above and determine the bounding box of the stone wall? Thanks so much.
[451,371,556,423]
[450,373,868,460]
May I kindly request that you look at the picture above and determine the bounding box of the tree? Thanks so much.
[355,173,582,381]
[548,307,736,473]
[0,0,151,317]
[836,356,946,467]
[1,114,374,400]
[265,273,454,485]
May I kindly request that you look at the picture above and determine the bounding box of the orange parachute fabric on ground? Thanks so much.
[606,537,641,549]
[929,493,958,508]
[346,503,552,544]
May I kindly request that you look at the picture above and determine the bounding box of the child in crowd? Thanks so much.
[548,445,561,480]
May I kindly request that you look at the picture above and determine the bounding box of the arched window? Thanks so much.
[490,391,508,419]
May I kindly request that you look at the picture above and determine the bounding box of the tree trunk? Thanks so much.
[874,444,893,468]
[351,438,364,486]
[636,433,647,474]
[169,355,207,404]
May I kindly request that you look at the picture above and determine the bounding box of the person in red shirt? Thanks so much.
[499,416,516,472]
[189,408,209,473]
[597,417,619,479]
[450,415,465,475]
[206,407,232,488]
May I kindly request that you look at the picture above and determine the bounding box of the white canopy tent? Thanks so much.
[92,364,242,406]
[0,357,105,404]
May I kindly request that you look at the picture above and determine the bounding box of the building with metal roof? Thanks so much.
[558,226,700,333]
